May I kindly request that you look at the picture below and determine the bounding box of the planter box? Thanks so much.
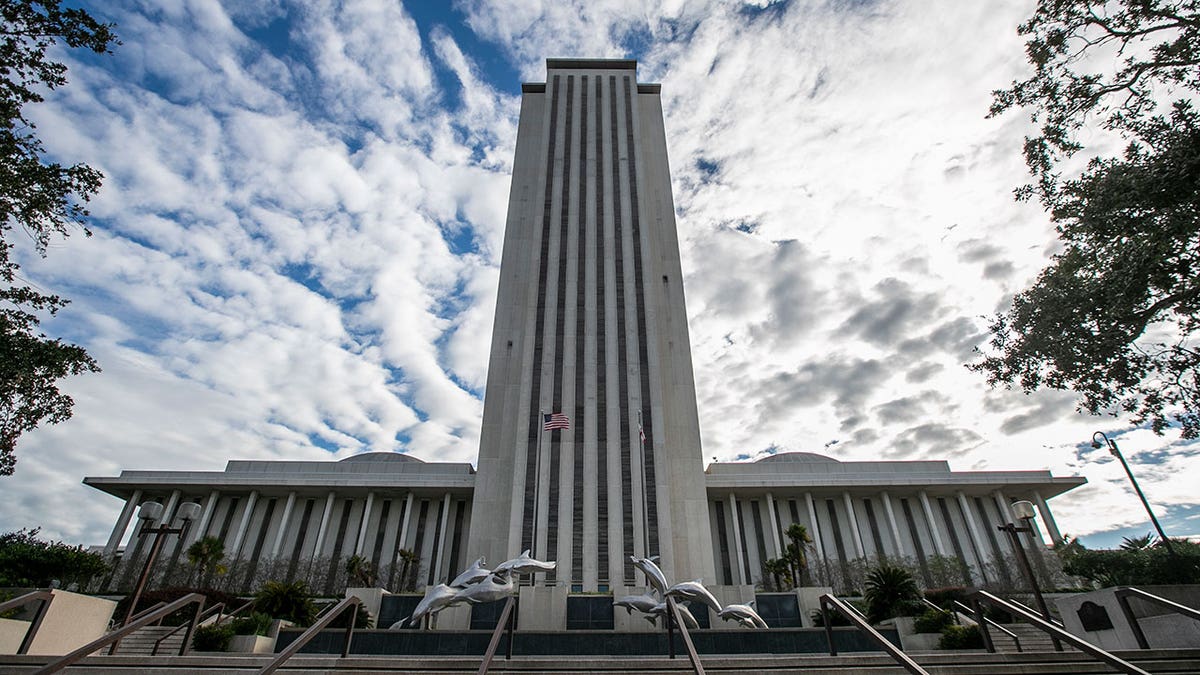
[228,634,275,653]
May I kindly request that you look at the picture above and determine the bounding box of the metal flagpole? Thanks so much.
[638,410,650,556]
[533,409,545,564]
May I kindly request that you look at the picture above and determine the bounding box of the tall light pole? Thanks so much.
[1091,431,1176,556]
[998,500,1061,651]
[121,500,202,626]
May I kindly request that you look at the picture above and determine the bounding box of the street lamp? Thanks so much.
[998,500,1062,651]
[1091,431,1176,556]
[121,500,202,626]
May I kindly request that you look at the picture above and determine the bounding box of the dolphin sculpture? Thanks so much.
[613,593,659,615]
[454,572,516,604]
[629,555,669,596]
[450,556,490,588]
[643,601,700,630]
[717,602,768,629]
[664,579,722,615]
[396,583,461,628]
[493,549,556,576]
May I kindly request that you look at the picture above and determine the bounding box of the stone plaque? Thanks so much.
[1077,601,1114,631]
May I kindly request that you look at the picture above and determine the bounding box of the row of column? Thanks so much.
[711,489,1062,587]
[103,489,471,588]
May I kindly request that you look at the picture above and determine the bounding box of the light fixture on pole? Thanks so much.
[1091,431,1175,556]
[998,499,1062,651]
[121,500,202,626]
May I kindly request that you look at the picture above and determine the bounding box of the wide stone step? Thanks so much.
[3,648,1199,674]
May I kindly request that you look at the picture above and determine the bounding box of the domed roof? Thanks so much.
[755,452,841,464]
[339,452,424,463]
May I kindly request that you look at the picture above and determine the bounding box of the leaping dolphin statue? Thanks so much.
[613,593,659,615]
[664,579,723,615]
[643,601,700,630]
[717,601,768,629]
[493,549,556,576]
[450,556,490,588]
[629,555,669,596]
[454,572,516,604]
[394,583,462,628]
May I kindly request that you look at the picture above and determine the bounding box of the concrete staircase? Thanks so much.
[104,625,187,656]
[4,648,1200,673]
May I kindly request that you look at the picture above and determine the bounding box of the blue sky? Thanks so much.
[4,0,1198,552]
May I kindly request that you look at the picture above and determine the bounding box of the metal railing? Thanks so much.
[819,594,929,675]
[150,601,227,655]
[258,595,361,675]
[664,597,705,675]
[968,589,1150,675]
[477,596,517,675]
[32,593,206,675]
[109,601,168,654]
[0,590,54,655]
[950,600,1021,652]
[1114,586,1200,650]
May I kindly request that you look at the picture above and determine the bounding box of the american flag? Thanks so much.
[638,422,646,442]
[543,412,570,431]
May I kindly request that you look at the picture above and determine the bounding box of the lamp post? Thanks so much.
[1091,431,1176,556]
[998,500,1062,651]
[121,500,202,627]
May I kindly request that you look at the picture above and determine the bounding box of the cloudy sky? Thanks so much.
[5,0,1198,550]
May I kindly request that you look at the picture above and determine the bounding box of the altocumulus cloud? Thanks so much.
[4,0,1198,549]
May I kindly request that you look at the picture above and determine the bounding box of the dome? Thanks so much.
[755,452,841,464]
[339,452,424,463]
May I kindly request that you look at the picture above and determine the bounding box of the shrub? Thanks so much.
[229,611,272,636]
[939,624,984,650]
[254,581,316,626]
[923,586,968,609]
[912,608,955,634]
[810,608,852,627]
[1060,542,1200,587]
[0,529,108,588]
[864,564,920,623]
[327,603,373,629]
[192,623,234,652]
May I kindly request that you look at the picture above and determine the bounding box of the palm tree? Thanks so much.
[784,523,812,586]
[763,557,793,591]
[1120,533,1156,551]
[186,536,225,587]
[863,563,920,624]
[346,554,375,587]
[393,549,419,592]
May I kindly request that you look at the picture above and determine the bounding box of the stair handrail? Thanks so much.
[150,601,225,655]
[31,592,205,675]
[951,599,1020,652]
[1009,596,1063,626]
[477,596,518,675]
[968,589,1150,675]
[819,593,929,675]
[0,590,53,655]
[1113,586,1200,650]
[258,595,360,675]
[108,600,169,654]
[664,597,705,675]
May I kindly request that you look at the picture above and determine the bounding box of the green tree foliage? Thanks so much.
[1059,537,1200,586]
[0,527,107,587]
[0,1,117,474]
[978,0,1200,437]
[186,536,226,587]
[253,580,316,626]
[783,523,811,587]
[863,563,921,624]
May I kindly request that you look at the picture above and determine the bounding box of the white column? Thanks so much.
[228,490,259,560]
[104,490,142,558]
[434,493,452,583]
[190,490,220,545]
[1034,493,1063,545]
[842,492,866,558]
[396,492,415,553]
[804,492,825,573]
[881,491,905,556]
[354,492,376,555]
[728,493,747,585]
[311,491,337,558]
[918,491,948,556]
[159,490,181,527]
[765,492,783,557]
[956,491,988,581]
[270,492,297,558]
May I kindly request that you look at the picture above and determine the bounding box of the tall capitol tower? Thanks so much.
[469,59,715,591]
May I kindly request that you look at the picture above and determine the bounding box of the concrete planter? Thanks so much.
[228,634,275,653]
[890,616,943,651]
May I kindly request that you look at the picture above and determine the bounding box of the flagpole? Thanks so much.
[638,410,650,557]
[533,408,544,566]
